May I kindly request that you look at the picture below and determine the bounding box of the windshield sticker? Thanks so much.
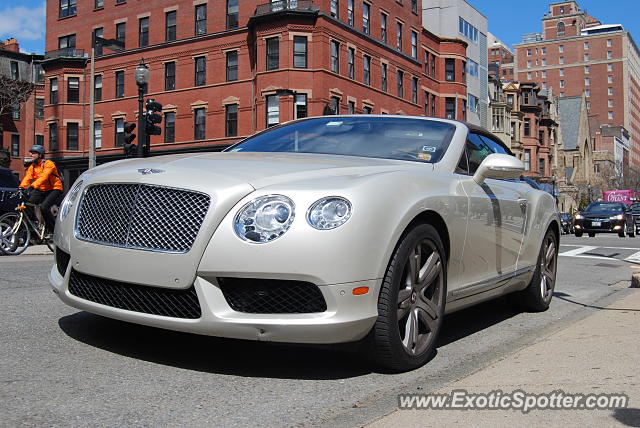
[422,146,436,152]
[417,153,432,161]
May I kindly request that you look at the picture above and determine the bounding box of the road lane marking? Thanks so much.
[625,251,640,264]
[558,245,614,260]
[560,244,640,250]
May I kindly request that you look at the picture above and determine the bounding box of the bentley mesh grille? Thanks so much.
[218,277,327,314]
[76,184,210,253]
[68,269,202,319]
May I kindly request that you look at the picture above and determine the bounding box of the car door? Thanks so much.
[456,133,528,291]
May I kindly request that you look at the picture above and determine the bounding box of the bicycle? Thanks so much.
[0,189,56,255]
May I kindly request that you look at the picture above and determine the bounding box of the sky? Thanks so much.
[1,0,640,54]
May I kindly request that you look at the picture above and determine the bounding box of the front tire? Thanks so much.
[367,224,446,372]
[0,213,30,256]
[574,231,583,237]
[516,228,558,312]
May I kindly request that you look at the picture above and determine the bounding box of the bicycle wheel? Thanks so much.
[0,213,31,256]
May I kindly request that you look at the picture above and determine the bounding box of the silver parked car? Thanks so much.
[50,116,559,372]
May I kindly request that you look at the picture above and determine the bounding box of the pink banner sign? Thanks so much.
[603,190,634,205]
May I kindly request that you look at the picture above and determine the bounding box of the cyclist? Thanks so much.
[19,145,63,238]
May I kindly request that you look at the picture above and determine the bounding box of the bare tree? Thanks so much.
[0,75,35,120]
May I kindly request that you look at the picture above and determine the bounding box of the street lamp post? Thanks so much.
[134,59,150,158]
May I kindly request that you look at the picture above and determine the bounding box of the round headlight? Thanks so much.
[234,195,295,243]
[307,197,352,230]
[59,179,83,222]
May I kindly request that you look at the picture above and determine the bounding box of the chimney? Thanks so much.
[1,38,20,53]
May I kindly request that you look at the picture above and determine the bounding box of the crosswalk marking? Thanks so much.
[625,250,640,264]
[559,246,599,257]
[558,245,640,262]
[561,244,639,251]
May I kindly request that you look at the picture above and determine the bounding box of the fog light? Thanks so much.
[614,225,621,230]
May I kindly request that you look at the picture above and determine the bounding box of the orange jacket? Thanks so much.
[19,159,64,192]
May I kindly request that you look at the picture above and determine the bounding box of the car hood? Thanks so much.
[582,211,624,217]
[88,151,425,190]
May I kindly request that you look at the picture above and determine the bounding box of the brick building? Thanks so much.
[41,0,468,182]
[513,0,640,173]
[488,32,514,80]
[0,38,45,174]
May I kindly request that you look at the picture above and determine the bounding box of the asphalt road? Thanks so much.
[1,233,637,427]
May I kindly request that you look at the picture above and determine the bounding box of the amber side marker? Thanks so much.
[630,266,640,269]
[353,286,369,295]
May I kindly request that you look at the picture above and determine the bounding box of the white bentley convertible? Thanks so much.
[50,116,559,371]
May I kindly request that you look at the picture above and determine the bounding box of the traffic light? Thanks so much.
[123,122,137,158]
[145,99,163,136]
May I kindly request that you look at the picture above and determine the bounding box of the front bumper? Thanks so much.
[49,252,379,344]
[574,219,626,233]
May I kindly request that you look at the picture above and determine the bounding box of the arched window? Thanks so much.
[557,22,565,36]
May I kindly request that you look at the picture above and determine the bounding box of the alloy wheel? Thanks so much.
[539,234,557,302]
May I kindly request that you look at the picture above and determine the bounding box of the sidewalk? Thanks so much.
[369,289,640,427]
[6,245,53,256]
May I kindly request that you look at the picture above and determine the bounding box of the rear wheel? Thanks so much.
[367,224,446,372]
[619,230,626,238]
[0,213,30,256]
[515,229,557,312]
[574,231,583,237]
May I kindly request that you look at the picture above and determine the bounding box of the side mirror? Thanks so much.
[473,153,525,184]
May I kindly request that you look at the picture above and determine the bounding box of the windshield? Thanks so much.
[226,116,457,163]
[630,203,640,212]
[584,202,624,213]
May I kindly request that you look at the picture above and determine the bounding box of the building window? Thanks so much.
[585,89,590,97]
[526,60,531,68]
[165,62,176,91]
[50,78,58,104]
[411,77,418,103]
[397,70,404,98]
[559,45,564,53]
[348,100,355,114]
[582,78,588,86]
[584,41,589,49]
[524,149,531,170]
[60,0,77,17]
[559,68,564,77]
[225,104,238,137]
[49,123,58,151]
[58,34,76,49]
[363,2,370,34]
[93,28,104,55]
[608,111,613,120]
[381,13,387,43]
[348,47,355,79]
[411,31,417,58]
[330,0,338,17]
[114,118,124,147]
[459,17,478,43]
[227,0,238,29]
[559,56,564,64]
[542,47,546,54]
[331,96,340,114]
[445,59,455,82]
[584,65,590,74]
[193,57,206,86]
[583,53,589,61]
[467,59,478,77]
[138,17,149,47]
[445,98,455,119]
[607,39,612,47]
[11,135,19,157]
[331,41,340,73]
[93,75,103,101]
[67,77,80,103]
[431,94,436,116]
[164,112,175,143]
[541,58,546,66]
[116,23,125,47]
[524,118,531,136]
[166,11,177,42]
[11,103,20,120]
[115,71,124,98]
[542,70,547,78]
[226,51,238,81]
[468,94,478,113]
[492,107,504,132]
[295,94,307,119]
[266,37,279,70]
[381,62,387,92]
[526,48,531,56]
[586,101,590,109]
[194,108,206,140]
[396,22,403,51]
[363,55,371,85]
[431,54,436,78]
[424,92,430,116]
[266,95,279,126]
[293,36,307,68]
[363,106,372,114]
[608,75,614,83]
[94,121,102,149]
[560,92,565,97]
[95,0,103,9]
[195,4,207,35]
[560,80,565,88]
[10,61,19,80]
[66,122,79,150]
[608,99,614,107]
[608,63,613,72]
[557,22,565,36]
[608,87,613,95]
[35,99,44,119]
[347,0,354,26]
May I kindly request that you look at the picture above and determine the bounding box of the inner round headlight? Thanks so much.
[59,179,83,222]
[307,197,352,230]
[234,195,295,243]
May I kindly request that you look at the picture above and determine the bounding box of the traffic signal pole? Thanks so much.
[136,83,146,158]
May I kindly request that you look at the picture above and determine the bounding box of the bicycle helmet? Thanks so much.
[29,145,45,155]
